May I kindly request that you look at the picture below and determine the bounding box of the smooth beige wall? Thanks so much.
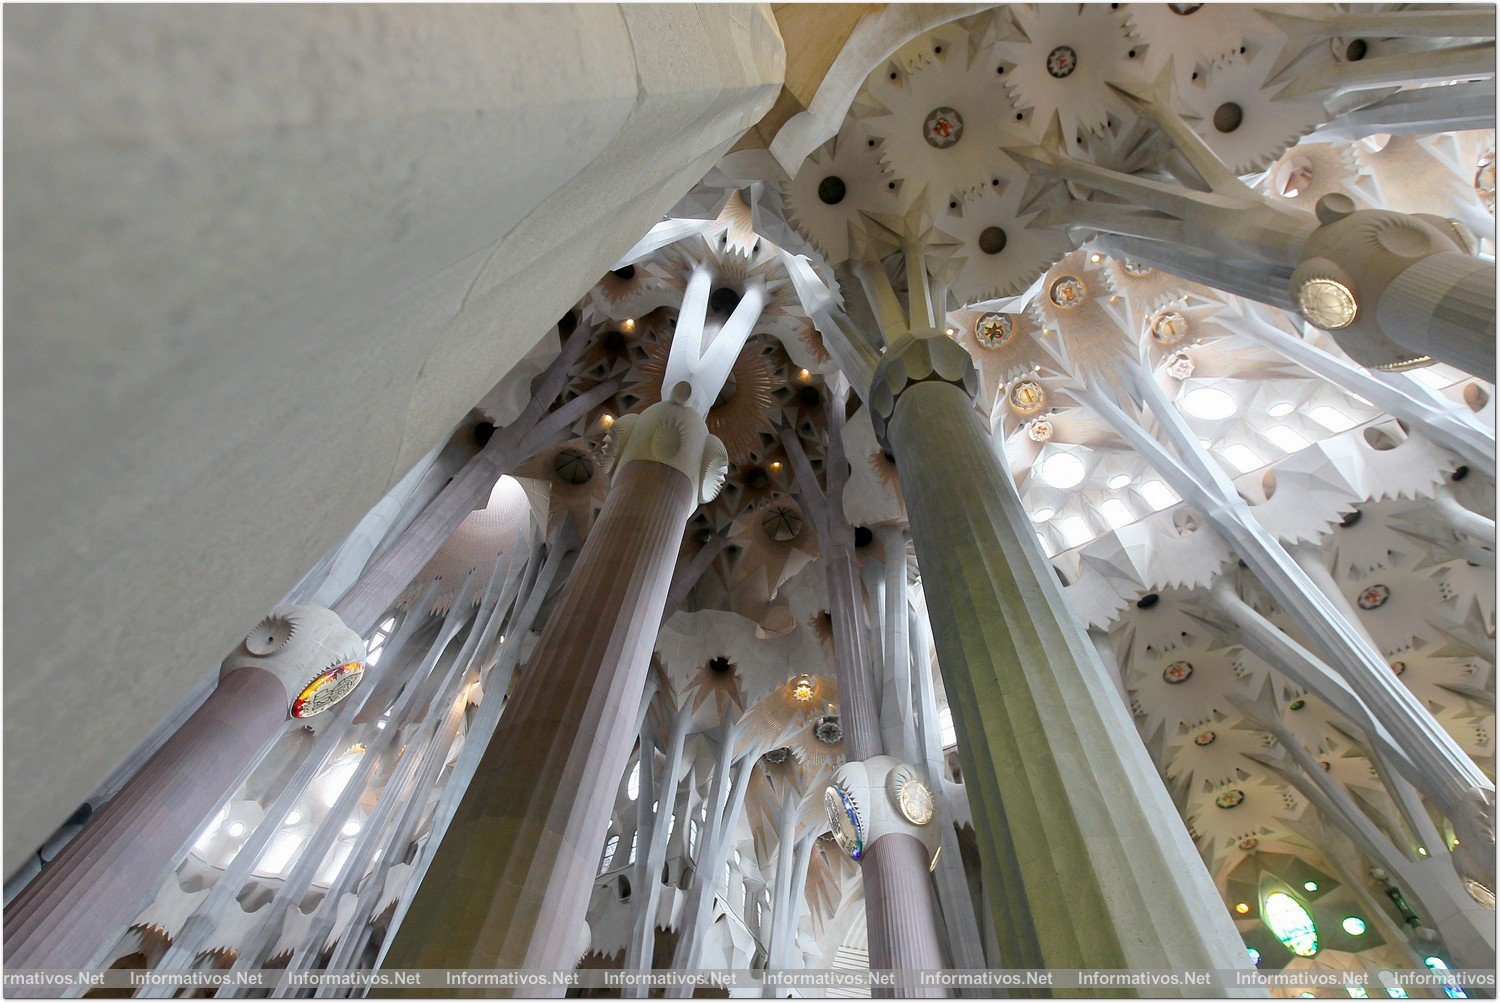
[3,3,784,873]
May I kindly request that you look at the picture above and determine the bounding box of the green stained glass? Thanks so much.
[1263,891,1319,957]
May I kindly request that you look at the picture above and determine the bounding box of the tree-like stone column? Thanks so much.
[781,381,947,990]
[2,605,364,981]
[382,399,726,987]
[867,333,1253,984]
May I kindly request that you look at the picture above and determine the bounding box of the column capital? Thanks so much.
[1293,192,1480,370]
[608,400,729,505]
[825,755,941,860]
[868,330,978,449]
[220,604,365,720]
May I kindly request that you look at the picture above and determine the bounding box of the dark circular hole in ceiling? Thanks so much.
[1136,593,1161,609]
[708,655,732,674]
[710,287,742,316]
[979,227,1008,254]
[818,176,847,206]
[1213,102,1244,133]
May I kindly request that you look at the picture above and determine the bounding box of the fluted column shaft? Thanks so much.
[881,365,1251,985]
[3,668,287,977]
[826,542,883,761]
[863,834,948,996]
[332,436,512,634]
[382,454,699,986]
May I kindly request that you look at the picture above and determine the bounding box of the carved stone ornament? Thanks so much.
[867,330,979,448]
[607,400,729,505]
[827,756,942,858]
[221,604,366,718]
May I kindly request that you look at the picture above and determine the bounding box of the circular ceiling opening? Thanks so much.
[818,176,847,206]
[1040,452,1087,490]
[978,227,1008,255]
[709,287,742,316]
[1181,386,1238,421]
[1213,102,1244,133]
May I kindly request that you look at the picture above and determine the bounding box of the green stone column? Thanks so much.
[868,333,1254,987]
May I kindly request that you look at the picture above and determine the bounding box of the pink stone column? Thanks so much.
[3,605,364,983]
[3,669,287,978]
[382,406,718,985]
[862,835,947,997]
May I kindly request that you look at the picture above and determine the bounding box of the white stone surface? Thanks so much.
[4,3,783,872]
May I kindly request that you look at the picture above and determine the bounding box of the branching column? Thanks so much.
[867,332,1253,983]
[1074,376,1496,887]
[781,383,947,988]
[382,399,725,987]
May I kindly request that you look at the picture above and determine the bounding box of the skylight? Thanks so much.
[1222,443,1264,473]
[1264,425,1310,453]
[1138,480,1179,510]
[1181,386,1238,421]
[1040,452,1087,490]
[1309,405,1357,432]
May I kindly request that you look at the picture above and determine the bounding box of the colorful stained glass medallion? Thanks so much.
[1239,837,1260,851]
[291,661,364,719]
[825,784,865,860]
[1390,660,1407,676]
[1263,891,1320,957]
[1166,351,1196,381]
[1010,379,1046,416]
[1195,730,1217,747]
[1046,45,1078,78]
[1163,660,1194,684]
[923,107,964,149]
[1026,417,1054,442]
[1357,584,1391,610]
[1215,788,1245,810]
[974,312,1013,348]
[1049,275,1086,309]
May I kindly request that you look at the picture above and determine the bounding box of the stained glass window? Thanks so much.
[1263,890,1319,957]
